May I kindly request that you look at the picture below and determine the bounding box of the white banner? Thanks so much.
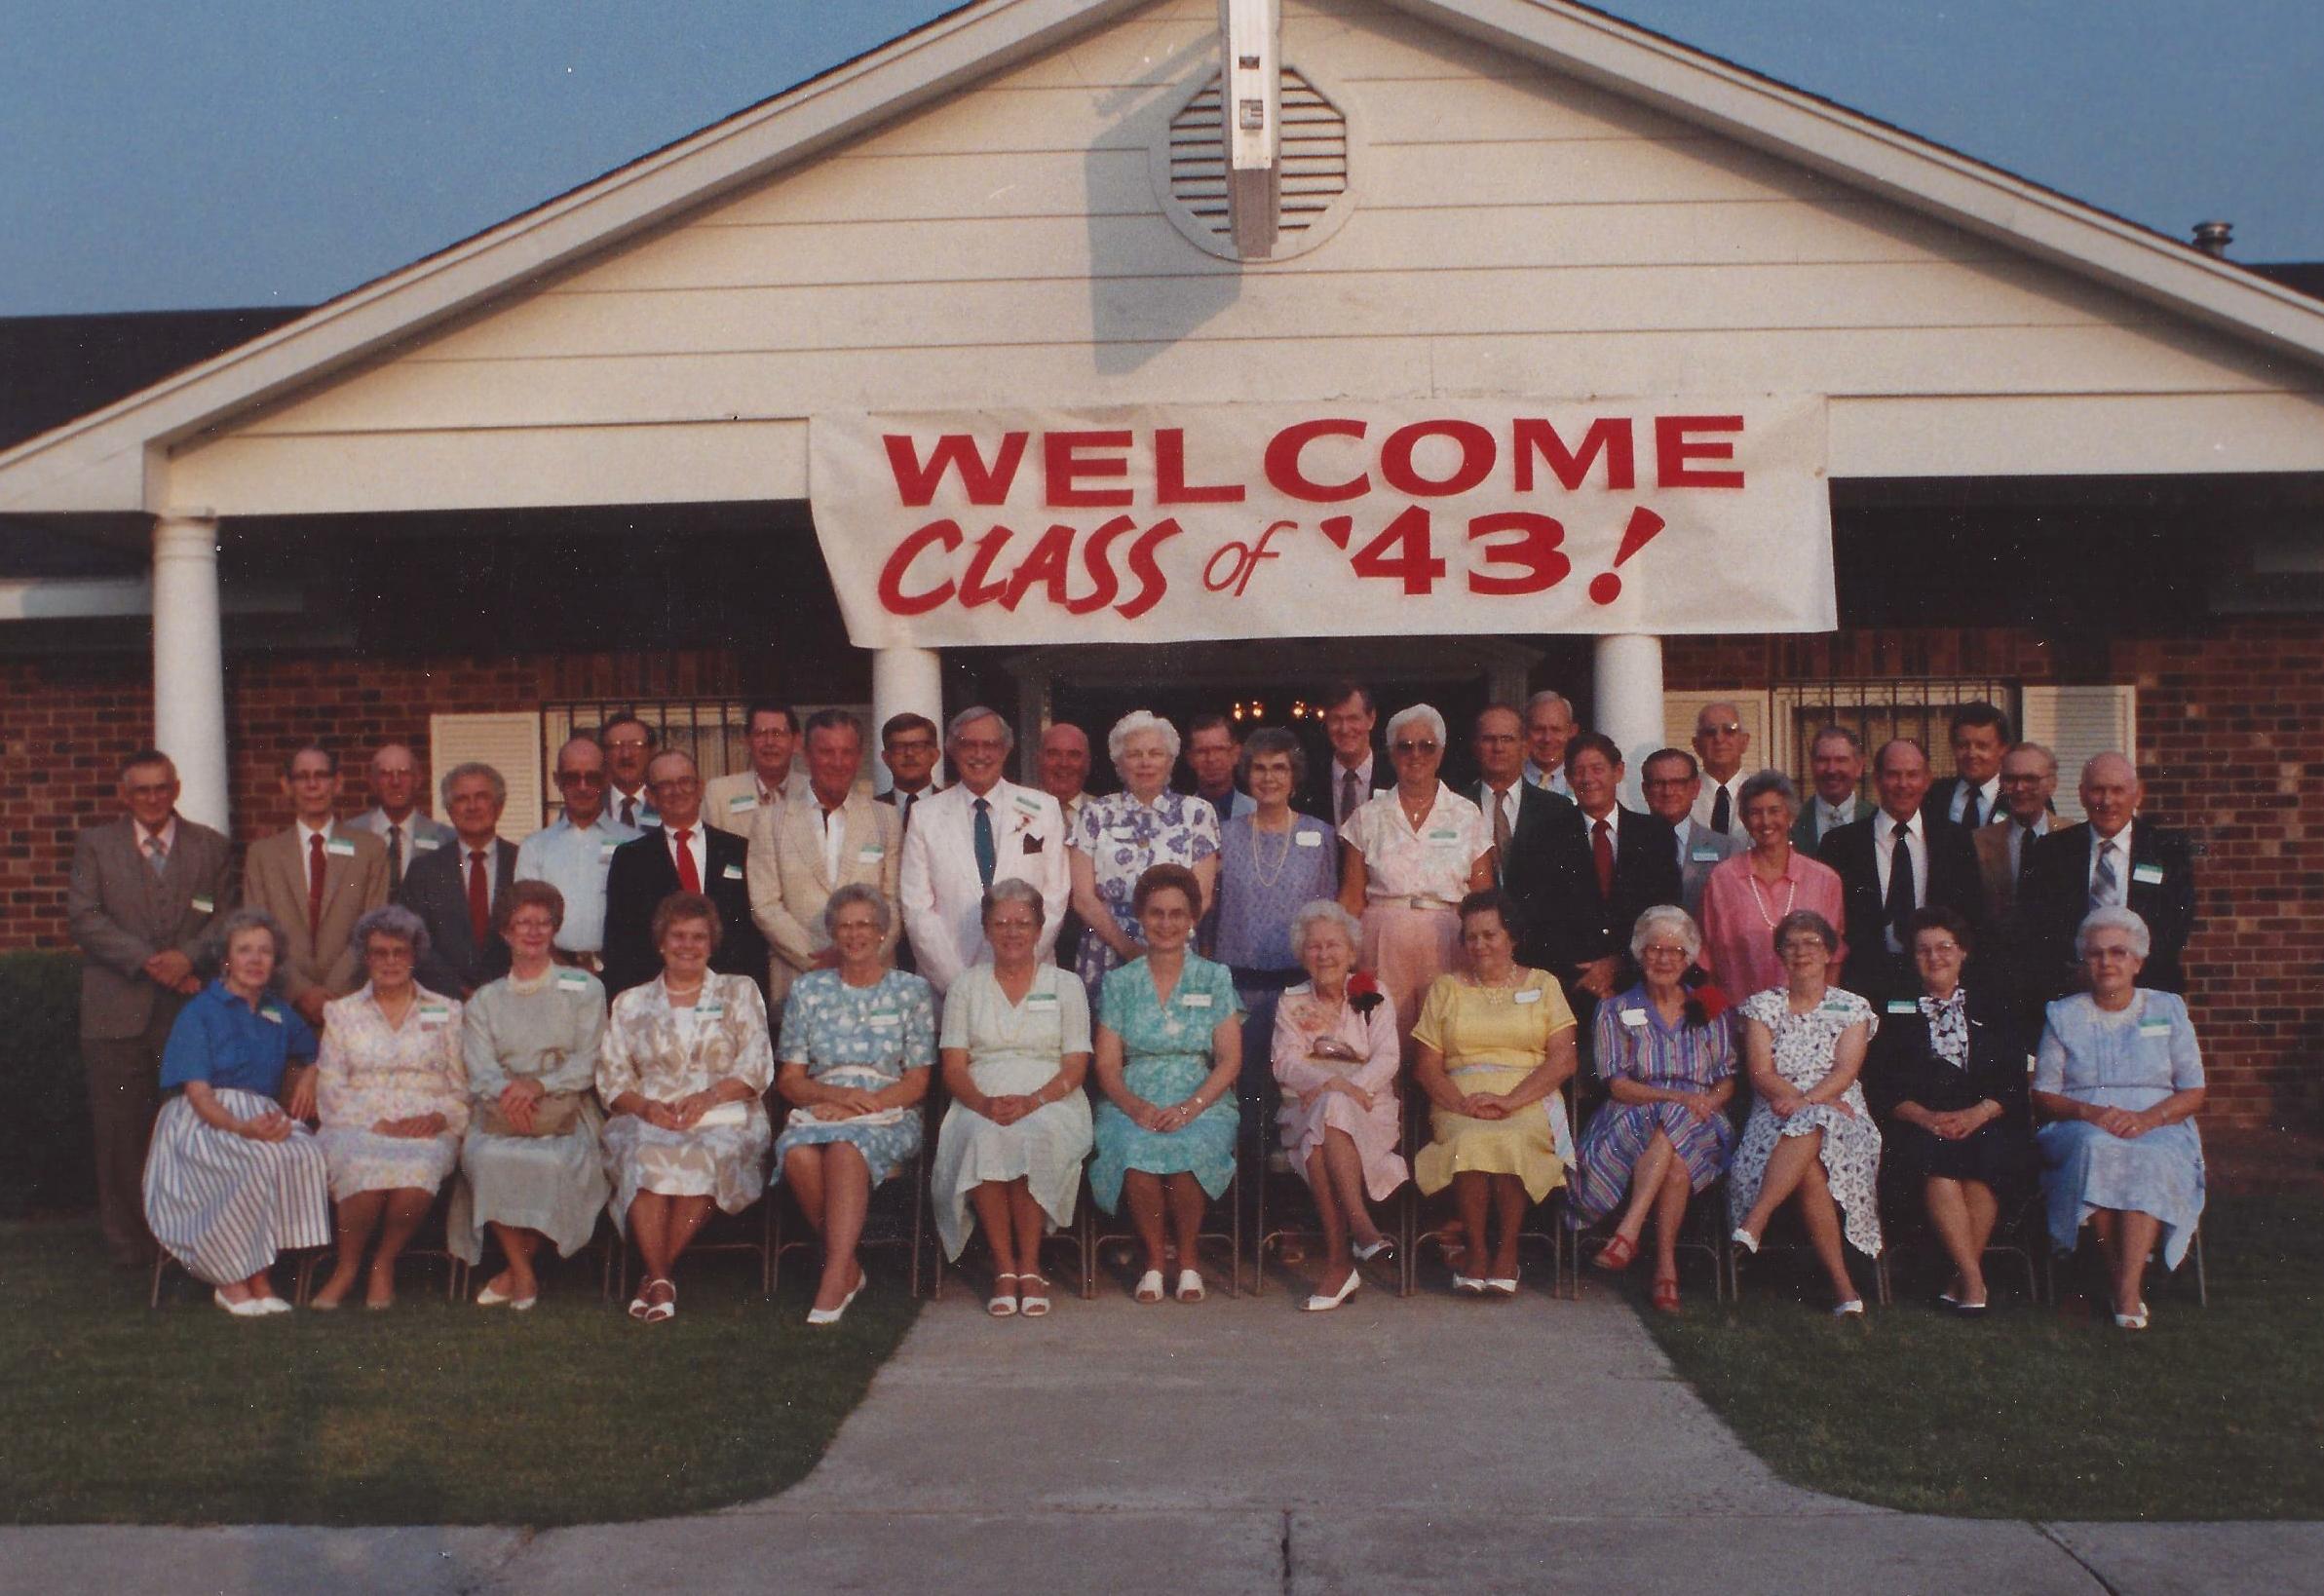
[810,399,1833,648]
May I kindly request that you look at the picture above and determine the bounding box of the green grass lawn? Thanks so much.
[0,1220,918,1527]
[1640,1192,2324,1520]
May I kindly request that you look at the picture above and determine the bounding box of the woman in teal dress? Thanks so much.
[775,883,936,1326]
[1091,862,1243,1304]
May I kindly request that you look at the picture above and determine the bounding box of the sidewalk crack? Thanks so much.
[1279,1507,1294,1595]
[2034,1522,2124,1595]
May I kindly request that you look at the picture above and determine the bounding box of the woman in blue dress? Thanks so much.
[1211,727,1338,1118]
[775,883,936,1326]
[1091,863,1243,1304]
[2033,906,2206,1331]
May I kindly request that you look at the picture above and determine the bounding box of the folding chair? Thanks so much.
[929,1167,1097,1305]
[769,1132,932,1300]
[1571,1174,1734,1305]
[1404,1076,1577,1301]
[293,1186,470,1305]
[614,1190,777,1303]
[149,1244,332,1309]
[1724,1205,1891,1308]
[1250,1123,1408,1299]
[1086,1143,1244,1299]
[2043,1221,2207,1311]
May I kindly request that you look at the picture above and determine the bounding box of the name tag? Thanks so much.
[1182,992,1213,1009]
[555,970,591,992]
[413,836,443,853]
[1294,830,1323,848]
[419,1004,451,1029]
[1513,988,1543,1005]
[727,793,756,814]
[1428,828,1460,846]
[1012,793,1044,818]
[189,894,215,914]
[600,841,621,862]
[1886,999,1918,1015]
[857,845,885,864]
[2138,1019,2172,1038]
[1619,1007,1647,1027]
[258,1006,284,1025]
[1820,998,1854,1014]
[2132,862,2165,886]
[325,837,357,857]
[721,862,743,882]
[1691,847,1723,862]
[1111,826,1140,842]
[698,1002,725,1019]
[1026,992,1058,1011]
[868,1010,900,1029]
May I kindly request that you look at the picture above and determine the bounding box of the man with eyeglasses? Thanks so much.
[515,735,641,970]
[899,706,1070,995]
[602,748,767,999]
[601,712,661,830]
[705,701,809,837]
[1970,741,2058,1027]
[875,712,944,831]
[242,743,390,1031]
[345,742,454,895]
[1639,747,1737,918]
[1689,703,1751,842]
[1463,703,1570,918]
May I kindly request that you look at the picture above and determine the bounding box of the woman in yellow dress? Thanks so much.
[1412,890,1580,1296]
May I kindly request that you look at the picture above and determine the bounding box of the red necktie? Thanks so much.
[306,832,326,940]
[1592,817,1615,900]
[672,828,702,893]
[467,849,491,947]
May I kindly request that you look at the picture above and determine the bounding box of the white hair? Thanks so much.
[2076,906,2152,963]
[946,705,1013,752]
[1106,709,1181,770]
[1288,899,1362,961]
[1384,703,1446,748]
[1629,904,1702,963]
[1524,690,1573,719]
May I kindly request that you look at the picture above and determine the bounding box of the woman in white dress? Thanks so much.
[1728,909,1884,1315]
[931,879,1095,1317]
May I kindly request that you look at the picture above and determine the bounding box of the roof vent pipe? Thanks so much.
[2191,220,2233,257]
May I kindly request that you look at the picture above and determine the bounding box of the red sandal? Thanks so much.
[1593,1234,1638,1273]
[1651,1275,1681,1314]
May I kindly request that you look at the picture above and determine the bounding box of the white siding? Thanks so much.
[174,0,2324,514]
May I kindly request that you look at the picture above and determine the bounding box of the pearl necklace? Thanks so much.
[1247,816,1297,890]
[1748,862,1797,929]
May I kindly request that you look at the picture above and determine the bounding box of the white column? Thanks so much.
[152,513,231,832]
[869,645,944,793]
[1593,632,1664,806]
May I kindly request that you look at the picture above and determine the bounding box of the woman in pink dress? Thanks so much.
[1271,899,1406,1311]
[1698,771,1847,1000]
[1336,703,1495,1061]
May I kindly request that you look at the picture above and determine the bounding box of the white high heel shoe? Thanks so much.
[806,1273,863,1327]
[1303,1269,1361,1312]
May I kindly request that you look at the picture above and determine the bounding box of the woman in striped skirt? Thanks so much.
[143,908,332,1316]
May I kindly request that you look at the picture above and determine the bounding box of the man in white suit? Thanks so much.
[1642,748,1738,917]
[899,705,1070,995]
[748,709,901,1006]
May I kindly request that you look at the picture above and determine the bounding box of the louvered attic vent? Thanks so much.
[1165,66,1349,259]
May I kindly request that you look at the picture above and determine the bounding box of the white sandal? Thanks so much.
[1132,1269,1165,1305]
[987,1273,1021,1317]
[1174,1268,1205,1304]
[1018,1275,1051,1317]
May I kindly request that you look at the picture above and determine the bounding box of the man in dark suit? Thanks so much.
[67,749,233,1268]
[1301,680,1393,827]
[1925,701,2012,831]
[397,761,518,998]
[2023,752,2196,997]
[603,750,767,1000]
[874,712,944,831]
[1465,703,1574,936]
[1791,725,1876,851]
[1818,739,1983,1005]
[1530,733,1682,1028]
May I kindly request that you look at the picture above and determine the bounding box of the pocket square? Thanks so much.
[1021,833,1045,855]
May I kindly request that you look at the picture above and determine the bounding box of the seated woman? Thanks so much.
[598,890,775,1325]
[311,905,470,1310]
[1270,899,1404,1312]
[775,882,936,1326]
[143,908,331,1315]
[1090,862,1243,1305]
[452,881,613,1310]
[1411,890,1579,1297]
[1863,906,2035,1316]
[1728,910,1884,1315]
[1568,906,1735,1314]
[2032,906,2206,1331]
[931,880,1094,1318]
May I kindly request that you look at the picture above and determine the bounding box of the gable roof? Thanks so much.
[6,0,2323,515]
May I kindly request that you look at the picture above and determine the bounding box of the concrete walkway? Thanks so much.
[13,1279,2319,1593]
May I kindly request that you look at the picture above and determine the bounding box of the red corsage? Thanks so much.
[1682,982,1731,1029]
[1348,970,1385,1016]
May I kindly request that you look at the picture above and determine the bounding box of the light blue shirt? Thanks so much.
[514,812,642,954]
[1522,759,1573,798]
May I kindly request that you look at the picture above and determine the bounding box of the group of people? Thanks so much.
[73,685,2206,1330]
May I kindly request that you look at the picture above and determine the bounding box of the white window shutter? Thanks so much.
[430,712,546,843]
[2018,685,2136,823]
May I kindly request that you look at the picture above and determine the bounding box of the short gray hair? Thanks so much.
[823,881,894,937]
[1772,909,1840,956]
[1106,709,1181,769]
[981,877,1047,930]
[1384,703,1446,749]
[1237,726,1307,790]
[439,761,507,808]
[946,705,1013,753]
[1523,690,1573,720]
[1288,899,1362,961]
[1629,905,1703,963]
[353,903,432,964]
[1810,725,1862,756]
[1737,769,1799,817]
[2076,906,2152,963]
[203,907,287,985]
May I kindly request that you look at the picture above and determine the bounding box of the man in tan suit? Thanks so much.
[748,709,901,1006]
[705,701,808,837]
[1973,741,2058,928]
[68,749,233,1267]
[243,744,390,1032]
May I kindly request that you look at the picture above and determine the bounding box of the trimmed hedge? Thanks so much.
[0,951,91,1217]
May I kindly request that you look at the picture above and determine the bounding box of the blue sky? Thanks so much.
[2,0,2316,314]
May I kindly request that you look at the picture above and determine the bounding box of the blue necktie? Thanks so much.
[972,797,997,890]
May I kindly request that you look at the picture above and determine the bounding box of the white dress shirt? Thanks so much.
[1327,755,1377,823]
[1581,803,1622,865]
[1692,771,1749,839]
[2086,820,2135,907]
[2004,812,2052,877]
[1947,775,2003,827]
[1870,809,1929,952]
[665,821,708,888]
